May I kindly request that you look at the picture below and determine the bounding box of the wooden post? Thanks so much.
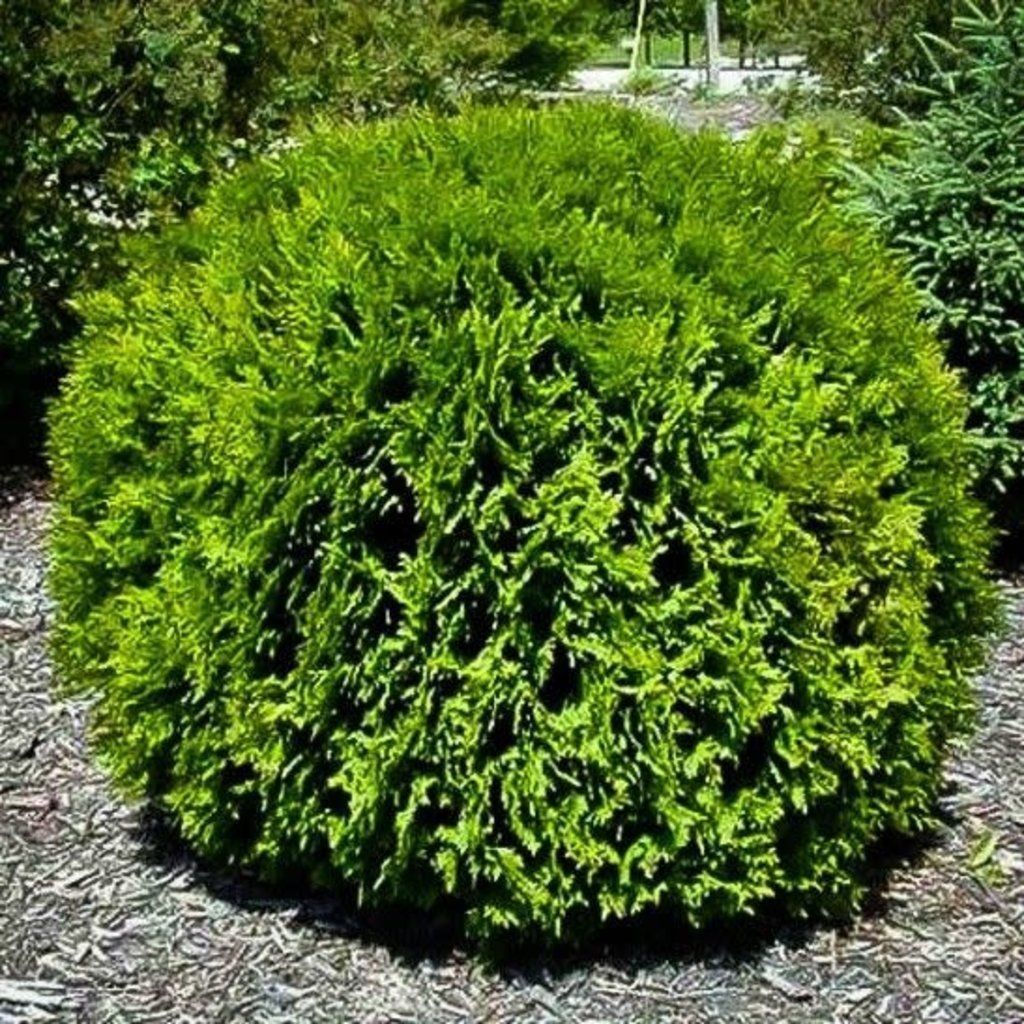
[705,0,721,90]
[682,29,692,68]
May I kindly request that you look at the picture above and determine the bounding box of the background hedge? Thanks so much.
[753,0,953,119]
[0,0,603,463]
[51,105,997,947]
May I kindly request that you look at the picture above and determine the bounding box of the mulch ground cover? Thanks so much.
[2,471,1023,1024]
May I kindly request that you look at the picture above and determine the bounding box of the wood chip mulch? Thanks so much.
[2,474,1023,1023]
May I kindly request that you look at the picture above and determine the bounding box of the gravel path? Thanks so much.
[536,88,782,140]
[570,61,803,97]
[2,475,1023,1024]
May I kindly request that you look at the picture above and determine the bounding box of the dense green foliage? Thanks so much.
[468,1,605,83]
[51,105,997,946]
[854,0,1024,550]
[753,115,905,197]
[0,0,601,463]
[753,0,952,118]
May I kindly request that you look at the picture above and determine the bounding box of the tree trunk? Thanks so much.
[704,0,721,90]
[630,0,649,74]
[682,30,692,68]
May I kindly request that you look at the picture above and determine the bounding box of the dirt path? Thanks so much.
[2,476,1023,1023]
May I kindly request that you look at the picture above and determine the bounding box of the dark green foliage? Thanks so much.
[753,0,953,119]
[854,0,1024,551]
[0,0,602,464]
[463,1,606,84]
[51,105,997,946]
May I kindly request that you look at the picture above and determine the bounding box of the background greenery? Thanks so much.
[753,0,954,119]
[0,0,604,464]
[597,1,795,65]
[851,0,1024,552]
[3,0,999,468]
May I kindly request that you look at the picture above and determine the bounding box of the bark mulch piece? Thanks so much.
[2,474,1023,1023]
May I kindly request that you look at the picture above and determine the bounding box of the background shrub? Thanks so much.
[0,0,603,464]
[752,0,953,120]
[51,105,997,947]
[854,0,1024,554]
[754,113,905,190]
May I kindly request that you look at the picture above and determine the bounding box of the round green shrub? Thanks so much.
[50,104,997,946]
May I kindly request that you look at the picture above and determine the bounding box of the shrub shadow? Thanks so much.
[129,789,963,978]
[130,805,465,964]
